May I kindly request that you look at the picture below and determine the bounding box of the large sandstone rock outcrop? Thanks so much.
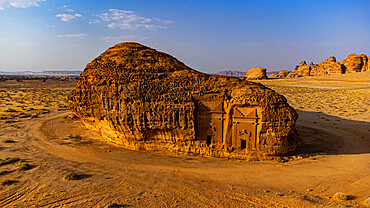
[245,67,268,80]
[286,72,298,78]
[268,74,278,79]
[310,56,343,76]
[288,61,310,77]
[276,53,369,79]
[69,42,297,159]
[342,53,368,73]
[278,70,289,78]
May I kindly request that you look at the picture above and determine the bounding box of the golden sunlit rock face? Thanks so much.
[286,53,369,77]
[245,67,267,80]
[68,42,298,159]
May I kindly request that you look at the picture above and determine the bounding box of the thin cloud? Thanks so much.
[88,19,101,24]
[62,5,74,12]
[16,42,38,47]
[56,13,82,22]
[95,9,173,30]
[57,34,87,38]
[101,35,148,42]
[0,0,45,9]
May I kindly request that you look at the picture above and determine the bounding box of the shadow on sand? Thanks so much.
[286,110,369,156]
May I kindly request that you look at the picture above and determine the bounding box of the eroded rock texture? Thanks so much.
[268,74,278,79]
[69,42,298,159]
[342,53,368,73]
[306,56,342,76]
[287,54,369,77]
[311,56,343,76]
[289,61,310,77]
[245,67,268,80]
[278,70,289,78]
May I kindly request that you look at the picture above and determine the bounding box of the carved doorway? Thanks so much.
[232,107,259,150]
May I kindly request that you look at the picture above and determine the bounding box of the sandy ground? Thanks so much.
[0,73,369,207]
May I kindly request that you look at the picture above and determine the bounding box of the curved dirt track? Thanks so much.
[0,109,369,207]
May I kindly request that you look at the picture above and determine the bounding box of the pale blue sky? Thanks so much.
[0,0,369,73]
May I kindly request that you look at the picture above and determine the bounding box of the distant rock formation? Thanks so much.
[342,53,368,73]
[217,70,247,77]
[287,53,368,77]
[311,56,343,76]
[278,70,289,78]
[266,71,281,76]
[288,61,310,77]
[245,67,268,80]
[68,42,298,160]
[268,74,278,79]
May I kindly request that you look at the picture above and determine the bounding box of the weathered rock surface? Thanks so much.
[278,70,289,78]
[69,42,298,160]
[342,53,368,73]
[268,74,278,79]
[310,56,344,76]
[289,61,310,77]
[284,54,369,78]
[245,67,268,80]
[309,62,319,76]
[286,73,299,78]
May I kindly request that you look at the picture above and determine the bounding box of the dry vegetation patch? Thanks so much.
[0,76,76,125]
[256,72,370,122]
[1,179,18,186]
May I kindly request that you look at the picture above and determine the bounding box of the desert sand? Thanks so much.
[0,73,369,207]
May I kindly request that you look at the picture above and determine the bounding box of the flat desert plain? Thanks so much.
[0,73,369,207]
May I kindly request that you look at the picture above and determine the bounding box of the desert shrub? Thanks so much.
[4,108,17,112]
[107,203,120,208]
[274,157,288,163]
[4,120,16,123]
[333,192,349,201]
[0,157,20,166]
[1,179,18,186]
[18,163,33,171]
[0,170,12,175]
[19,114,31,118]
[67,134,83,141]
[63,173,80,181]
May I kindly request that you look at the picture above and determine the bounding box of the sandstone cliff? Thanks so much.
[69,42,297,160]
[286,54,368,77]
[278,70,289,78]
[342,53,368,73]
[245,67,268,80]
[310,56,343,76]
[268,74,278,78]
[288,61,310,77]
